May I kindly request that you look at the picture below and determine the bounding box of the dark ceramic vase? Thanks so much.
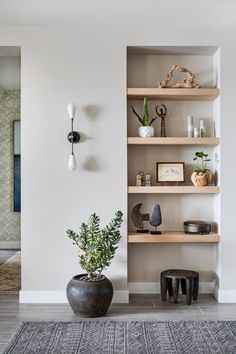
[66,274,113,317]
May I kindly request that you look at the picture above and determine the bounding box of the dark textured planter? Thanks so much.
[66,274,113,317]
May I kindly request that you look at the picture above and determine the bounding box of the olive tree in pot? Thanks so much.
[66,210,123,317]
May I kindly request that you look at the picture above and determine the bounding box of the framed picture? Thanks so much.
[156,162,185,183]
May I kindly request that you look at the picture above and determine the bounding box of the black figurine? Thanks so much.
[150,204,162,234]
[156,104,167,137]
[131,203,149,233]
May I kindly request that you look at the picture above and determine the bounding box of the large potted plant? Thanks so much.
[66,210,123,317]
[191,151,213,186]
[131,96,157,137]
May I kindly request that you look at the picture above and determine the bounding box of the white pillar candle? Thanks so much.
[194,127,199,138]
[187,115,193,137]
[199,119,206,137]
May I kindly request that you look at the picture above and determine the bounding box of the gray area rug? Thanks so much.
[2,321,236,354]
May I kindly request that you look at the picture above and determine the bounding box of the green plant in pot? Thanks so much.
[131,96,157,137]
[66,210,123,317]
[191,151,212,186]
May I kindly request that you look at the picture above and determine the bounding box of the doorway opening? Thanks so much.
[0,46,21,293]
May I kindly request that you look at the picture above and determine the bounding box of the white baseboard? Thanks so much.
[129,282,159,294]
[19,291,67,303]
[112,290,129,303]
[19,290,129,304]
[0,241,20,249]
[215,286,236,303]
[20,286,236,304]
[128,282,214,294]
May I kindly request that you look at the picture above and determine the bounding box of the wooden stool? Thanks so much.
[160,269,199,305]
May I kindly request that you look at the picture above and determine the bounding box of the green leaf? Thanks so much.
[131,97,158,127]
[149,117,157,126]
[143,96,149,120]
[131,105,144,125]
[142,114,149,126]
[193,151,211,171]
[66,210,123,275]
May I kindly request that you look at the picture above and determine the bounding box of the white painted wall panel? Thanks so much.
[0,22,234,300]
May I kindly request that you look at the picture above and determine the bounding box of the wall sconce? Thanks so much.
[67,103,80,171]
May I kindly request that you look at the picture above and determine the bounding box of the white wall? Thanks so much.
[0,21,235,302]
[0,57,20,89]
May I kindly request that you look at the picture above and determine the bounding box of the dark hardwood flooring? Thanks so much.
[1,293,236,351]
[1,252,236,350]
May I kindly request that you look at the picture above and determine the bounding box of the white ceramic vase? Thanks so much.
[138,126,154,137]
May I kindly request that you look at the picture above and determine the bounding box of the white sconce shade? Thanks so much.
[67,102,77,119]
[68,153,76,171]
[67,102,79,171]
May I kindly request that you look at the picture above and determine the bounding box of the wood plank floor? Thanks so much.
[0,251,18,266]
[1,294,236,351]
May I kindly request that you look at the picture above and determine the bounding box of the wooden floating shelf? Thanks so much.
[127,88,220,101]
[128,231,220,243]
[128,137,220,146]
[128,186,220,194]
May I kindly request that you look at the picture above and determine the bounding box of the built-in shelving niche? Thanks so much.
[127,46,220,291]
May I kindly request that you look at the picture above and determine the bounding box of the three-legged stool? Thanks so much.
[160,269,199,305]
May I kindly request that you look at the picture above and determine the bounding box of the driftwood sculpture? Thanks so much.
[156,104,167,137]
[158,65,200,89]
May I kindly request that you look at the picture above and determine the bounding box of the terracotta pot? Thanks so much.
[66,274,113,317]
[191,171,213,186]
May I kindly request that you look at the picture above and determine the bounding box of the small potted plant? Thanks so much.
[191,151,212,186]
[131,96,157,137]
[66,210,123,317]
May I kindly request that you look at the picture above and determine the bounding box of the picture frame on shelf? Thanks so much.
[156,162,185,183]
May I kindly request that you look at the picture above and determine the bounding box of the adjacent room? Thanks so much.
[0,1,236,353]
[0,46,21,295]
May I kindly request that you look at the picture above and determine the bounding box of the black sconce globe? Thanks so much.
[67,131,80,144]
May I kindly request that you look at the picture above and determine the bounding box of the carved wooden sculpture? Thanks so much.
[131,203,149,233]
[158,65,200,89]
[156,104,167,137]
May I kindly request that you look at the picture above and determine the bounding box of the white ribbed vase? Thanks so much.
[138,126,154,137]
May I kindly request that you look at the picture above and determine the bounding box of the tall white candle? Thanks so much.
[199,119,206,137]
[194,127,199,138]
[187,115,193,137]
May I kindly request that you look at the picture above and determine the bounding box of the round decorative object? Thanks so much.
[66,274,113,317]
[191,171,212,186]
[184,220,211,234]
[138,126,154,137]
[67,131,80,143]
